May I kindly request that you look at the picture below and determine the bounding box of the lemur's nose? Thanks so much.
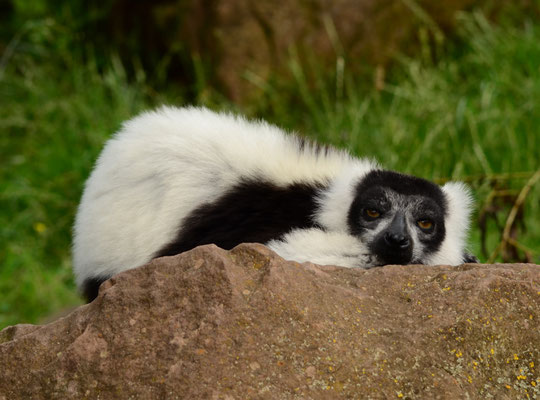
[384,213,411,249]
[384,232,410,249]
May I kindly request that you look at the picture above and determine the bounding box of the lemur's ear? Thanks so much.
[428,182,475,265]
[441,182,474,239]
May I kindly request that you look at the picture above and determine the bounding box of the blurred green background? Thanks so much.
[1,0,539,329]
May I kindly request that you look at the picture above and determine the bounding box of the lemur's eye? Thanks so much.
[365,209,381,219]
[417,219,433,230]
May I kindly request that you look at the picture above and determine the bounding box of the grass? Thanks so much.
[248,12,539,261]
[1,13,539,329]
[1,21,167,326]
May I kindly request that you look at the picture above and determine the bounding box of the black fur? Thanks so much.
[155,178,325,258]
[297,137,332,156]
[351,170,448,210]
[462,253,479,263]
[348,170,448,260]
[82,277,106,302]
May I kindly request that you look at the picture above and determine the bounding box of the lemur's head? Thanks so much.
[347,170,476,267]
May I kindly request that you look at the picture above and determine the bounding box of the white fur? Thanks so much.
[427,182,474,265]
[73,106,473,289]
[267,228,375,268]
[314,162,378,232]
[74,106,367,286]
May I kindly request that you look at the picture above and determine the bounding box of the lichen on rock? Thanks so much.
[1,244,539,399]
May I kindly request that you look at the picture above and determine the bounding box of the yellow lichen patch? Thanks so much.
[334,382,344,392]
[251,261,265,270]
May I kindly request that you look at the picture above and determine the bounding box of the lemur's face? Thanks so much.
[347,170,447,267]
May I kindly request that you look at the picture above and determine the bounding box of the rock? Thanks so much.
[1,244,539,399]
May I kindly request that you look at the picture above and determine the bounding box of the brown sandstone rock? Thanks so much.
[1,244,539,399]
